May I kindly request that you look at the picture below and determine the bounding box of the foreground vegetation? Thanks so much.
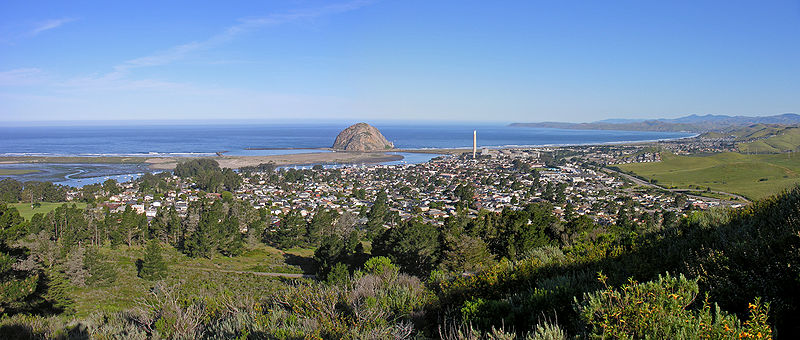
[618,152,800,199]
[2,161,799,338]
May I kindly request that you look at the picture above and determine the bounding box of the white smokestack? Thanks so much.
[473,130,477,159]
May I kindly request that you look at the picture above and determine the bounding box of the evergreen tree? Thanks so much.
[185,200,222,258]
[373,220,440,276]
[84,247,117,286]
[219,212,243,256]
[314,235,345,276]
[274,210,305,249]
[366,191,389,238]
[0,178,23,203]
[139,239,168,280]
[0,204,39,314]
[43,268,75,314]
[306,208,336,246]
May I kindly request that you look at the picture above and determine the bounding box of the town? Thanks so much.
[76,144,728,235]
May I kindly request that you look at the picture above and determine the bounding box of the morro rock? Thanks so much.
[332,123,394,151]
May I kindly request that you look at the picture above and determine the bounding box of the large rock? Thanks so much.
[332,123,394,151]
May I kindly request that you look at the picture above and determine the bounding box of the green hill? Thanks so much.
[618,152,800,199]
[738,126,800,153]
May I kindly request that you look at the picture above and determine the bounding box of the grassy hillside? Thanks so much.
[618,152,800,199]
[738,126,800,153]
[700,124,800,153]
[11,202,87,220]
[68,244,305,317]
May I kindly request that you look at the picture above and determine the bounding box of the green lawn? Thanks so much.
[11,202,88,220]
[0,168,39,175]
[618,152,800,200]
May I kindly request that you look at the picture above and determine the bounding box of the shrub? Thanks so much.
[363,256,399,276]
[576,273,772,339]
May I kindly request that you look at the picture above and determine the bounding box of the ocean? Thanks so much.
[0,123,692,156]
[0,122,693,187]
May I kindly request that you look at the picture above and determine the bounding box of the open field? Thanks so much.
[10,202,88,220]
[69,244,313,317]
[0,169,39,175]
[618,152,800,200]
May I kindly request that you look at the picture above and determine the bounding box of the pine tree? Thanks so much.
[275,210,305,249]
[139,239,168,280]
[84,246,117,286]
[44,268,75,314]
[0,204,39,314]
[219,213,243,256]
[186,201,220,258]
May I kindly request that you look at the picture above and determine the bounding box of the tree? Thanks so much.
[439,234,494,273]
[139,240,168,280]
[0,250,39,314]
[274,210,305,249]
[362,256,398,276]
[174,158,220,178]
[373,220,440,276]
[0,178,22,203]
[0,204,39,314]
[314,235,345,275]
[84,247,117,286]
[103,179,121,196]
[306,208,337,246]
[325,262,350,285]
[366,191,389,237]
[453,184,475,208]
[219,212,243,256]
[63,246,88,287]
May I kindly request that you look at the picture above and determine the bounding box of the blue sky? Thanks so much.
[1,0,798,123]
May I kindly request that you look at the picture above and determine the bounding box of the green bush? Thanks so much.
[577,273,771,339]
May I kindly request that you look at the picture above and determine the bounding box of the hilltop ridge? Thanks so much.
[511,113,800,132]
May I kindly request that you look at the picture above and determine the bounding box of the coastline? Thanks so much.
[0,133,699,170]
[0,129,700,176]
[146,152,405,170]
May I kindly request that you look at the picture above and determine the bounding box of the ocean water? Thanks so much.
[0,123,693,156]
[0,123,693,187]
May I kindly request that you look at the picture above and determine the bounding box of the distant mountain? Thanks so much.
[510,113,800,132]
[594,118,647,124]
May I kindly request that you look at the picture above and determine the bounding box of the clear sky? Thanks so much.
[1,0,798,123]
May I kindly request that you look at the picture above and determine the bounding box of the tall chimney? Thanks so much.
[473,130,477,159]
